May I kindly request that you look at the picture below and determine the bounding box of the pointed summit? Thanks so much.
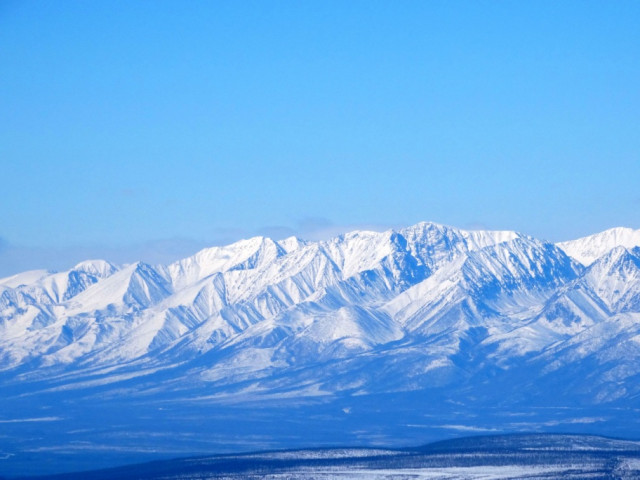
[558,227,640,266]
[168,236,284,288]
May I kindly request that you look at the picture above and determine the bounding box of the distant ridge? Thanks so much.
[1,222,640,405]
[18,433,640,480]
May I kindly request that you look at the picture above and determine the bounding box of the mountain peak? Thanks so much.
[585,244,640,278]
[168,235,284,288]
[277,236,307,253]
[71,259,118,278]
[557,226,640,266]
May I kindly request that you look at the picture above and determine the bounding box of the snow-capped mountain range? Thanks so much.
[2,222,640,406]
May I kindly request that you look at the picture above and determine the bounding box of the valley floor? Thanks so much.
[12,433,640,480]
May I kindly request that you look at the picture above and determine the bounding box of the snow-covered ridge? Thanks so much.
[557,227,640,266]
[1,221,640,407]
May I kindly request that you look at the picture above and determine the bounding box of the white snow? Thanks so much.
[0,269,51,288]
[2,221,640,403]
[558,226,640,266]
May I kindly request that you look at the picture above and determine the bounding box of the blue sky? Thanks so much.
[1,1,639,275]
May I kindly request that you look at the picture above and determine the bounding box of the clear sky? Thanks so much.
[1,1,639,275]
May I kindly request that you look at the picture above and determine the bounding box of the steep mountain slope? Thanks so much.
[1,222,639,407]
